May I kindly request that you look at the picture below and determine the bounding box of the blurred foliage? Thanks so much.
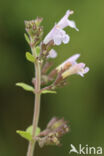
[0,0,104,156]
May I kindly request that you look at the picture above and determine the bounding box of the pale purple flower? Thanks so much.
[56,53,89,78]
[43,10,79,45]
[62,62,89,78]
[47,49,57,59]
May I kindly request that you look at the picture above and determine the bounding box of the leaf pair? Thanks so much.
[16,82,56,94]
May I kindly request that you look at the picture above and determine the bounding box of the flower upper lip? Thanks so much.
[56,54,80,71]
[57,10,79,31]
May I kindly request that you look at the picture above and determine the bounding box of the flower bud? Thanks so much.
[24,18,43,46]
[35,17,43,27]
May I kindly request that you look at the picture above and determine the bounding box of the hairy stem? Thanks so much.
[27,58,41,156]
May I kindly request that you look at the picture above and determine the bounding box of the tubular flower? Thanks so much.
[62,63,89,78]
[56,54,89,78]
[43,10,79,45]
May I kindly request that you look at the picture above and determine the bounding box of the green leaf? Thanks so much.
[16,130,32,141]
[16,82,34,93]
[35,127,41,136]
[26,126,41,136]
[16,126,41,141]
[36,46,41,56]
[42,90,56,94]
[24,33,30,44]
[26,52,35,63]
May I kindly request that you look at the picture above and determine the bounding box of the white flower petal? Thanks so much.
[68,20,79,31]
[84,67,90,74]
[63,34,70,44]
[54,36,62,45]
[78,72,84,77]
[68,54,80,63]
[77,64,89,77]
[43,26,56,44]
[47,49,57,59]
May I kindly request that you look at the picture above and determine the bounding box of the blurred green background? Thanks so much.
[0,0,104,155]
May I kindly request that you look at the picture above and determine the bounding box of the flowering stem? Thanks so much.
[27,53,41,156]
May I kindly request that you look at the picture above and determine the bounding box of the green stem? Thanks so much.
[27,57,41,156]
